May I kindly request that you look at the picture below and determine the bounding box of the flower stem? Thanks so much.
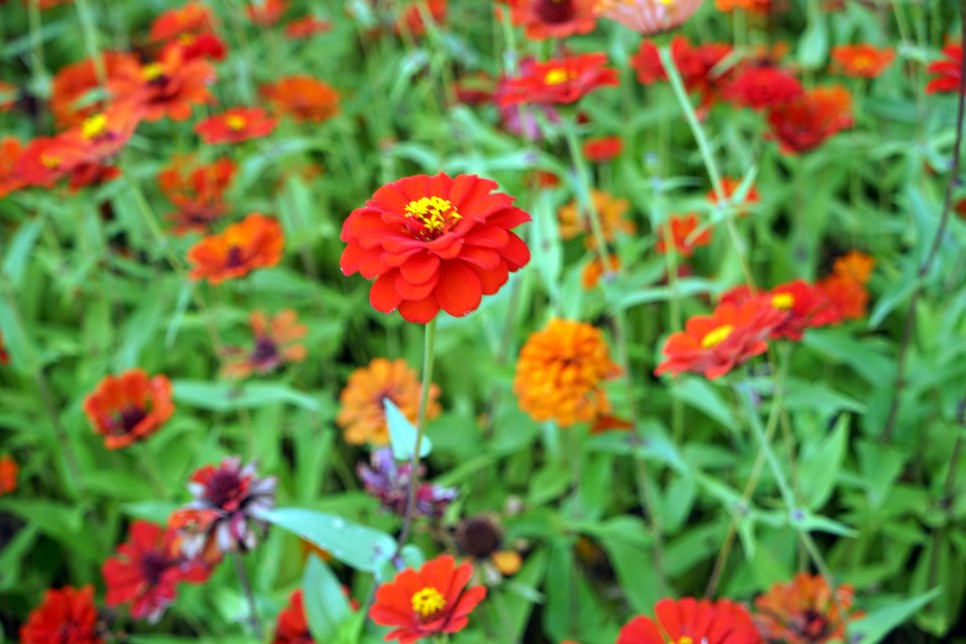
[562,116,613,277]
[232,551,263,639]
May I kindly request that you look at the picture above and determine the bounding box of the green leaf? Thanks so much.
[302,555,353,642]
[384,398,432,460]
[173,380,321,412]
[798,415,849,510]
[2,217,45,287]
[671,377,737,431]
[849,588,943,643]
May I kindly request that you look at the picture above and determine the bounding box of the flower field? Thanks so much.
[1,0,966,642]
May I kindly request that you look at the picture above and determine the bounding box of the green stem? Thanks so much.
[232,552,264,639]
[74,0,107,87]
[562,117,613,277]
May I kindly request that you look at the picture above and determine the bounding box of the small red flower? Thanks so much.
[247,0,290,26]
[767,86,853,154]
[195,107,278,144]
[187,213,285,284]
[14,136,88,189]
[498,53,619,107]
[161,32,228,62]
[0,455,17,495]
[20,585,103,644]
[816,274,868,322]
[926,44,963,94]
[340,173,531,324]
[583,135,623,162]
[149,1,216,42]
[222,309,308,378]
[509,0,598,41]
[618,597,762,644]
[273,589,314,644]
[50,51,139,127]
[723,65,804,110]
[262,75,340,123]
[396,0,448,37]
[109,48,215,122]
[370,555,487,644]
[631,36,733,105]
[754,573,860,644]
[102,521,210,623]
[831,44,895,78]
[0,137,26,198]
[285,15,333,39]
[722,280,837,341]
[159,156,236,235]
[655,213,711,257]
[83,369,175,450]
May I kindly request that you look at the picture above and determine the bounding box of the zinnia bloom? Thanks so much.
[0,455,17,495]
[558,189,635,245]
[83,369,175,449]
[285,15,333,39]
[583,135,623,162]
[723,65,803,110]
[513,318,621,427]
[721,280,837,341]
[195,107,278,144]
[754,573,859,644]
[109,49,215,122]
[20,585,103,644]
[14,136,88,189]
[50,51,139,127]
[617,597,761,644]
[222,309,307,378]
[262,75,340,123]
[832,250,874,284]
[631,37,732,105]
[925,44,963,94]
[498,53,619,107]
[766,86,853,154]
[0,137,26,198]
[273,589,314,644]
[339,173,531,323]
[187,213,284,284]
[62,102,143,167]
[714,0,770,13]
[149,1,215,41]
[102,520,209,623]
[246,0,289,26]
[655,213,711,257]
[358,447,457,517]
[337,358,441,445]
[831,44,894,78]
[159,156,235,235]
[816,274,868,322]
[509,0,598,41]
[654,297,787,379]
[594,0,705,35]
[369,555,487,644]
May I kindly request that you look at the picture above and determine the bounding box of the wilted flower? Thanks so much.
[83,369,175,450]
[358,447,457,518]
[20,586,103,644]
[455,515,523,580]
[594,0,705,35]
[618,597,761,644]
[754,573,859,644]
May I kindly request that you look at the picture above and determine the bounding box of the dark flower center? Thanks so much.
[225,245,245,267]
[205,469,246,510]
[113,406,148,435]
[797,610,832,638]
[250,336,279,366]
[534,0,576,23]
[456,516,503,559]
[140,550,172,586]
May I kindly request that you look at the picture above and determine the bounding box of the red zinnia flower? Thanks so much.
[594,0,705,35]
[149,1,215,42]
[222,309,307,378]
[498,53,619,107]
[285,15,333,39]
[754,573,860,644]
[102,520,209,623]
[20,585,103,644]
[83,369,175,450]
[195,107,278,144]
[340,173,531,324]
[655,213,711,257]
[631,37,732,105]
[831,44,894,78]
[187,213,285,284]
[509,0,598,41]
[0,455,17,495]
[721,280,837,341]
[816,274,867,322]
[273,589,314,644]
[0,137,26,198]
[715,0,771,13]
[723,65,803,110]
[247,0,289,26]
[14,136,88,189]
[62,102,143,167]
[618,597,762,644]
[766,85,853,154]
[396,0,448,37]
[262,75,340,123]
[370,555,487,644]
[926,44,964,94]
[583,135,623,162]
[50,51,139,127]
[654,297,787,379]
[161,32,228,62]
[159,156,235,235]
[109,49,215,122]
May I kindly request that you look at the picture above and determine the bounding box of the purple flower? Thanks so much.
[358,448,457,518]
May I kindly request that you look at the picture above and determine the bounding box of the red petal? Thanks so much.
[398,296,440,324]
[399,252,440,283]
[435,261,482,317]
[370,272,402,314]
[501,232,530,269]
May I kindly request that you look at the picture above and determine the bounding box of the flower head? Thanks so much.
[187,213,284,284]
[767,86,853,154]
[0,455,17,495]
[723,65,803,110]
[159,156,235,235]
[582,135,623,162]
[513,319,621,427]
[833,250,874,284]
[222,309,307,378]
[721,280,838,341]
[0,137,26,198]
[50,52,139,127]
[196,107,277,144]
[285,15,333,39]
[262,75,340,122]
[509,0,598,41]
[714,0,770,13]
[655,213,711,257]
[926,45,963,94]
[108,49,215,122]
[455,515,520,577]
[83,369,174,450]
[14,135,89,189]
[558,189,635,246]
[273,589,314,644]
[831,44,894,78]
[246,0,289,25]
[340,173,531,323]
[396,0,448,37]
[149,2,216,41]
[370,555,487,644]
[631,37,732,105]
[20,585,103,644]
[618,597,761,644]
[754,573,859,644]
[498,53,619,107]
[337,358,441,445]
[358,447,457,517]
[594,0,705,35]
[816,274,868,322]
[63,101,143,168]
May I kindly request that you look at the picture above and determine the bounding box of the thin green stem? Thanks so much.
[232,552,263,639]
[562,117,613,277]
[74,0,107,87]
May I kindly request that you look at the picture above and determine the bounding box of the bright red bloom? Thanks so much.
[62,102,143,167]
[926,44,964,94]
[50,51,139,127]
[583,135,623,162]
[285,15,333,39]
[370,555,487,644]
[754,573,860,644]
[767,86,853,154]
[721,280,838,341]
[247,0,289,25]
[707,177,760,216]
[340,173,531,324]
[396,0,448,37]
[631,37,732,104]
[498,53,619,107]
[195,107,277,144]
[273,589,314,644]
[187,213,285,284]
[654,297,787,379]
[161,32,228,62]
[158,156,235,235]
[715,0,771,13]
[102,521,209,623]
[109,49,215,122]
[83,369,175,450]
[262,75,340,123]
[0,455,17,495]
[509,0,598,41]
[20,585,103,644]
[0,137,26,198]
[817,274,867,322]
[655,213,711,257]
[831,44,895,78]
[723,65,803,110]
[222,309,307,378]
[618,597,762,644]
[149,1,215,41]
[14,136,88,188]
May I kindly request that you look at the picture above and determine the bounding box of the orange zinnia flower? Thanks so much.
[83,369,175,449]
[261,75,340,123]
[109,49,215,122]
[707,177,760,216]
[816,273,868,322]
[831,44,894,78]
[336,358,441,446]
[62,102,143,167]
[149,1,215,41]
[754,573,859,644]
[925,44,963,95]
[582,135,623,162]
[654,297,786,379]
[0,455,17,495]
[14,136,88,189]
[49,51,140,127]
[285,15,333,39]
[498,53,619,107]
[195,107,277,144]
[833,250,874,284]
[513,318,621,427]
[370,555,487,644]
[158,156,235,235]
[767,86,853,154]
[509,0,598,41]
[558,189,635,245]
[618,597,761,644]
[655,213,711,257]
[594,0,705,35]
[0,137,26,198]
[246,0,289,26]
[221,310,307,378]
[340,173,531,324]
[187,213,284,284]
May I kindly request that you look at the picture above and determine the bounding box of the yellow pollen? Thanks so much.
[411,587,446,618]
[226,114,247,131]
[179,33,197,45]
[142,63,165,81]
[404,196,461,234]
[701,325,733,349]
[81,113,108,140]
[675,638,694,644]
[544,67,575,85]
[40,153,61,169]
[771,292,794,310]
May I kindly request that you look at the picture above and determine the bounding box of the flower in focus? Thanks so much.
[102,520,210,623]
[83,369,175,450]
[707,177,760,216]
[831,44,894,78]
[370,555,487,644]
[340,173,531,323]
[0,455,17,495]
[109,49,215,122]
[654,297,786,379]
[593,0,706,36]
[498,53,619,107]
[925,45,963,94]
[337,358,441,445]
[631,37,732,106]
[655,213,711,257]
[754,573,859,644]
[358,447,457,517]
[513,318,621,427]
[50,52,139,127]
[246,0,289,26]
[509,0,598,41]
[285,15,333,39]
[187,213,284,284]
[0,137,26,198]
[723,65,803,110]
[766,86,853,154]
[262,75,340,122]
[222,309,307,378]
[833,250,874,284]
[396,0,448,37]
[455,515,523,580]
[159,156,235,235]
[195,107,278,144]
[20,585,103,644]
[180,457,277,555]
[617,597,761,644]
[582,135,623,162]
[558,189,635,246]
[273,589,315,644]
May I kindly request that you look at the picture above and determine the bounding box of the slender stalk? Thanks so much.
[74,0,107,87]
[562,116,613,277]
[232,552,263,639]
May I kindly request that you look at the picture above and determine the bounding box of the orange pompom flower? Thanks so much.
[509,0,598,41]
[513,318,621,427]
[195,107,277,144]
[337,358,441,446]
[594,0,705,35]
[20,586,103,644]
[159,156,236,235]
[222,310,307,378]
[187,213,284,284]
[618,597,761,644]
[0,455,17,495]
[0,137,26,198]
[369,555,487,644]
[262,75,340,123]
[340,173,531,324]
[83,370,174,450]
[109,49,215,122]
[925,44,963,95]
[767,86,853,154]
[831,44,895,78]
[754,573,859,644]
[558,189,635,245]
[499,53,619,107]
[655,213,711,257]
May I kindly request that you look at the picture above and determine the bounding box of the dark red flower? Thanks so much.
[766,86,853,154]
[498,53,619,107]
[158,156,236,235]
[273,589,314,644]
[723,64,804,110]
[20,585,103,644]
[754,573,860,644]
[632,36,733,104]
[82,369,174,450]
[195,107,277,144]
[339,173,531,324]
[926,44,964,94]
[509,0,598,41]
[618,597,762,644]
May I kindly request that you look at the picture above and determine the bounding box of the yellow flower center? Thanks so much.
[179,33,197,45]
[142,63,165,81]
[411,586,446,618]
[81,113,108,140]
[544,67,576,85]
[404,196,461,235]
[701,325,733,349]
[40,153,61,169]
[226,114,247,131]
[675,638,694,644]
[771,293,794,310]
